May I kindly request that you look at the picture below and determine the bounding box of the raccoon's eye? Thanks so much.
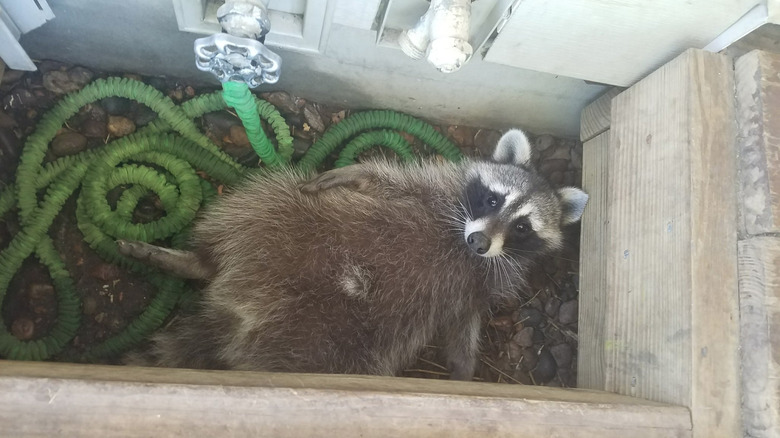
[515,221,531,234]
[486,195,498,208]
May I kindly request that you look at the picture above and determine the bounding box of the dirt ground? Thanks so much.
[0,61,582,387]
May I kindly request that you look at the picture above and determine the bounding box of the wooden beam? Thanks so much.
[577,131,610,390]
[0,361,692,437]
[735,49,780,236]
[580,88,623,142]
[738,237,780,436]
[605,48,740,437]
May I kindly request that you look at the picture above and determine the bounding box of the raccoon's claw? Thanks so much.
[116,240,214,280]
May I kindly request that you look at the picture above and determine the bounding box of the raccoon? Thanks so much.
[119,129,588,380]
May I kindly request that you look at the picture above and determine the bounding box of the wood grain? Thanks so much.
[0,360,692,437]
[606,48,740,437]
[580,88,622,142]
[738,237,780,437]
[735,49,780,236]
[577,131,609,390]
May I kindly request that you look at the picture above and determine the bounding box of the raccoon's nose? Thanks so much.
[467,232,491,255]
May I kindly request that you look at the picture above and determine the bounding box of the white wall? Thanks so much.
[19,0,609,138]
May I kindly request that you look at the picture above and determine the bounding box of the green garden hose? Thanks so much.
[0,76,462,362]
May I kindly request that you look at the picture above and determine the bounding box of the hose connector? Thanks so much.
[399,0,473,73]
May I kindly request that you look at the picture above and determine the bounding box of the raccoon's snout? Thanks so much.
[467,232,491,255]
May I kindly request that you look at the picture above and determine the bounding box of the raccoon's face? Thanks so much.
[460,129,588,259]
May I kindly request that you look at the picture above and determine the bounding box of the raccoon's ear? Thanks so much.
[558,187,589,225]
[492,129,533,167]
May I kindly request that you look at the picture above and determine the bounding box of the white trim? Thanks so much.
[704,3,769,53]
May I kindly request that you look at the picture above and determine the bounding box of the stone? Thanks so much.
[101,97,132,115]
[28,283,55,300]
[447,125,474,148]
[548,171,564,186]
[544,297,561,317]
[81,119,107,138]
[67,66,94,87]
[303,103,326,133]
[558,299,578,324]
[2,89,36,110]
[107,116,136,137]
[474,129,502,157]
[512,327,534,347]
[229,125,251,148]
[539,159,570,175]
[11,318,35,340]
[542,143,572,161]
[550,343,573,368]
[532,347,558,384]
[133,105,157,127]
[505,340,523,363]
[570,145,583,169]
[562,171,577,186]
[0,111,17,129]
[43,70,82,94]
[520,347,538,371]
[0,128,21,162]
[51,132,88,157]
[261,91,301,115]
[515,307,543,327]
[535,134,555,152]
[489,315,514,333]
[291,137,311,159]
[91,263,122,281]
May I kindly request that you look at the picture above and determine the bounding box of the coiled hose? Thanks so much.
[0,76,462,362]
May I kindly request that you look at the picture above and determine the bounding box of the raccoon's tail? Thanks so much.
[116,240,215,280]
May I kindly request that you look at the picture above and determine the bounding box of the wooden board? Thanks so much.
[580,88,622,142]
[604,48,740,437]
[0,360,692,437]
[482,0,757,86]
[577,131,609,390]
[735,50,780,236]
[738,237,780,437]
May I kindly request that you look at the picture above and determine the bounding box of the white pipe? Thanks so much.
[398,0,473,73]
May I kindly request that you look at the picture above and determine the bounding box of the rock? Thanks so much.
[505,340,523,363]
[43,70,82,94]
[185,85,195,98]
[203,111,239,133]
[512,327,534,347]
[550,343,573,368]
[146,76,167,91]
[85,103,107,121]
[532,328,546,344]
[107,116,136,137]
[570,145,583,169]
[0,128,21,162]
[2,89,36,110]
[101,97,132,115]
[133,105,157,127]
[516,307,543,327]
[544,297,561,317]
[558,299,578,324]
[28,283,54,300]
[123,73,143,82]
[520,347,538,371]
[489,315,514,333]
[532,347,558,384]
[562,171,577,187]
[82,296,98,315]
[81,119,107,138]
[535,134,555,152]
[11,318,35,340]
[51,132,88,157]
[91,263,122,281]
[0,111,17,129]
[36,60,68,73]
[539,159,570,175]
[229,125,251,148]
[548,171,564,186]
[291,137,311,159]
[0,68,25,85]
[447,125,474,148]
[133,197,163,223]
[542,143,571,161]
[67,66,94,88]
[261,91,302,114]
[303,103,326,133]
[474,129,502,157]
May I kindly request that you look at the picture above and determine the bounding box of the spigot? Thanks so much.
[194,0,281,88]
[399,0,473,73]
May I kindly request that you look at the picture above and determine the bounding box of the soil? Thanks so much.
[0,61,583,387]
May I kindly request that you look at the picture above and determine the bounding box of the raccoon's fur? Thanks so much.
[120,129,588,380]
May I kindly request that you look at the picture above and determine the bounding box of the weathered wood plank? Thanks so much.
[735,49,780,236]
[738,237,780,437]
[606,48,740,437]
[580,88,622,142]
[577,131,609,390]
[0,361,692,437]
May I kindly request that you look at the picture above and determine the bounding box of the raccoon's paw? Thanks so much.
[299,166,376,194]
[116,240,213,279]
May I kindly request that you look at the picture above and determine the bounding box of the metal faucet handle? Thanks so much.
[194,33,282,88]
